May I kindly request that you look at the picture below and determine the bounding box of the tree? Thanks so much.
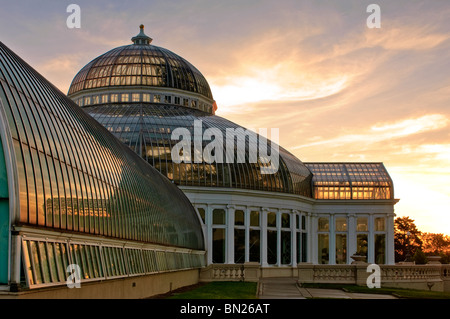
[394,216,423,262]
[421,232,450,255]
[413,249,427,264]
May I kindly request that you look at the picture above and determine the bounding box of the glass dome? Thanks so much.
[69,26,313,197]
[84,102,313,197]
[68,25,213,101]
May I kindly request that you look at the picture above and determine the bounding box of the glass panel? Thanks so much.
[281,231,291,265]
[267,212,277,228]
[197,208,205,224]
[336,234,347,264]
[213,209,225,225]
[46,243,58,282]
[302,215,306,230]
[234,229,245,263]
[267,230,277,265]
[335,217,347,232]
[301,232,307,262]
[318,217,329,232]
[318,234,329,264]
[249,230,260,262]
[38,242,51,283]
[90,246,101,278]
[235,210,245,226]
[375,218,385,231]
[375,234,386,264]
[357,218,368,232]
[84,246,94,279]
[250,211,260,227]
[357,234,368,258]
[281,213,290,228]
[212,228,225,263]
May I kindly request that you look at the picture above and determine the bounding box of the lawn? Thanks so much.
[167,281,258,299]
[300,283,450,299]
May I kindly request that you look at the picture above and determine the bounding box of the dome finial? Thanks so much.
[132,24,152,45]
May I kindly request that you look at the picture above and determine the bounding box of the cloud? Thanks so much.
[292,114,448,149]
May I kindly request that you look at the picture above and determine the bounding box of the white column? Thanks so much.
[386,213,396,265]
[261,208,268,267]
[291,210,298,266]
[276,209,281,266]
[311,213,318,264]
[245,207,250,263]
[329,214,335,265]
[206,204,213,265]
[348,213,356,262]
[368,213,374,264]
[307,212,312,263]
[226,204,235,264]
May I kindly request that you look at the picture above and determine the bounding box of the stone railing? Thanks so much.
[310,265,356,284]
[199,262,450,292]
[381,265,441,281]
[200,264,245,282]
[297,263,449,292]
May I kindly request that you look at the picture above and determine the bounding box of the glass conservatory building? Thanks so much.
[67,26,398,271]
[0,40,205,297]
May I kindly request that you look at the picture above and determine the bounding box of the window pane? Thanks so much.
[30,241,43,284]
[357,234,368,258]
[213,209,225,225]
[267,230,277,265]
[267,212,277,228]
[336,234,347,264]
[357,217,368,232]
[212,228,225,263]
[249,230,260,262]
[375,218,385,231]
[46,243,58,282]
[335,217,347,232]
[302,215,306,230]
[197,208,205,224]
[38,242,51,283]
[235,210,245,226]
[318,217,329,232]
[301,233,307,262]
[250,211,259,227]
[234,229,245,263]
[281,231,291,265]
[375,234,386,264]
[281,213,290,228]
[318,234,329,264]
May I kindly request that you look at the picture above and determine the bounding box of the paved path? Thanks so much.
[258,278,397,299]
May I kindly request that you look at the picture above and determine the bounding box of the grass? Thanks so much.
[300,283,450,299]
[166,281,258,299]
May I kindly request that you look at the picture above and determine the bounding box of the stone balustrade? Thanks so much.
[199,262,450,292]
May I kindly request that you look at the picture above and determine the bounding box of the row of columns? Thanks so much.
[200,204,395,266]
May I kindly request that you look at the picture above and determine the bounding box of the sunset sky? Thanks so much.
[1,0,449,234]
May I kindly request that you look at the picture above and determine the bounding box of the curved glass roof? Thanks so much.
[84,103,313,197]
[0,41,204,250]
[68,26,213,101]
[305,163,394,200]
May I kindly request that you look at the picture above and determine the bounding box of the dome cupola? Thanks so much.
[68,25,216,114]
